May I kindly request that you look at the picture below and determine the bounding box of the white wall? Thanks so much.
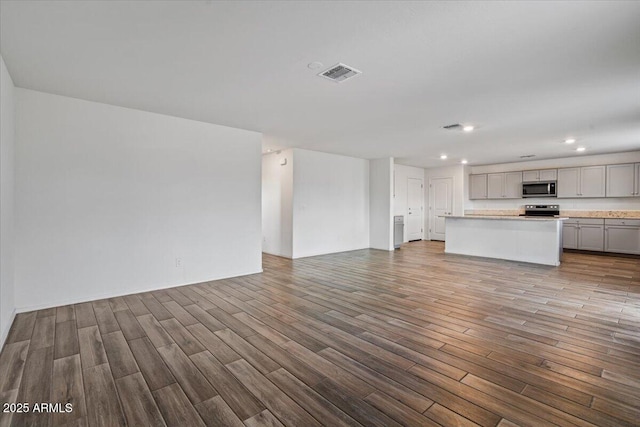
[394,164,425,242]
[0,55,16,348]
[467,152,640,211]
[15,89,262,311]
[370,158,394,250]
[292,149,369,258]
[262,149,293,258]
[424,165,466,238]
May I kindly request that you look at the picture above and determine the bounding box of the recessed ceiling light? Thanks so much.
[461,159,468,164]
[463,125,474,132]
[576,147,586,152]
[440,154,447,160]
[564,138,576,144]
[307,61,323,70]
[267,148,272,152]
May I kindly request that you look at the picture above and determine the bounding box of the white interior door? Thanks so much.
[407,178,423,241]
[429,177,453,241]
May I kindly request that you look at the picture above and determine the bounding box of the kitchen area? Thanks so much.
[443,152,640,266]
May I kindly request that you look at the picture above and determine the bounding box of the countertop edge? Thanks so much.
[444,215,568,221]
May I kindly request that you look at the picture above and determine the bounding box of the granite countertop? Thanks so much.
[464,210,640,219]
[446,215,568,221]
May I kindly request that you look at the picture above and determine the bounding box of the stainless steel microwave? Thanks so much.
[522,181,557,198]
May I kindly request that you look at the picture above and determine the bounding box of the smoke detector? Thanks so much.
[318,63,362,83]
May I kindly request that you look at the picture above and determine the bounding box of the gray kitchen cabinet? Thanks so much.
[606,163,640,197]
[579,224,605,251]
[522,169,557,182]
[604,219,640,254]
[469,174,487,200]
[606,164,635,197]
[581,166,606,197]
[504,172,523,198]
[486,172,522,199]
[562,221,578,249]
[562,218,604,251]
[557,166,605,198]
[557,168,580,198]
[487,173,503,199]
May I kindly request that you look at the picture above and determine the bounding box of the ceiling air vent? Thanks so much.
[443,123,463,130]
[318,63,362,83]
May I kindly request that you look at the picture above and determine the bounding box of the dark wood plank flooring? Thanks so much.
[1,241,639,426]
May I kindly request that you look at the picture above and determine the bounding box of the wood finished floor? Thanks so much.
[1,241,639,427]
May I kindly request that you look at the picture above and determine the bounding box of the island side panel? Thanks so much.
[444,217,563,266]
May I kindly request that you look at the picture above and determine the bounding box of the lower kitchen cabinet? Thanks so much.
[562,219,604,251]
[578,223,605,251]
[604,219,640,254]
[562,222,578,249]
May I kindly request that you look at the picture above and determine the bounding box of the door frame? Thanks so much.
[428,176,455,241]
[406,177,424,241]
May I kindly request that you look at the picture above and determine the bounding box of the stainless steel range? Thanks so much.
[520,205,560,217]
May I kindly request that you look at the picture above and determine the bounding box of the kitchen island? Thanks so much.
[444,215,567,266]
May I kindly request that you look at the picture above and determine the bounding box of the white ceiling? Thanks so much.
[1,1,639,168]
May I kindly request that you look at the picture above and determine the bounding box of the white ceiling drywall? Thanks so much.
[1,1,638,167]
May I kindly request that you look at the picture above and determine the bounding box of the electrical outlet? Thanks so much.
[175,257,182,268]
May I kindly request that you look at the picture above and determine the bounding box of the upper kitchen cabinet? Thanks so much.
[557,168,580,198]
[522,169,557,182]
[469,174,487,200]
[557,166,605,198]
[504,172,523,198]
[487,173,503,199]
[606,163,639,197]
[487,172,522,199]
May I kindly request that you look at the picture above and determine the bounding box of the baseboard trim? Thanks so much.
[0,308,17,352]
[292,245,371,260]
[15,269,264,314]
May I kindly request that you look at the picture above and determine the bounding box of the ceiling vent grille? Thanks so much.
[443,123,463,130]
[318,63,362,83]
